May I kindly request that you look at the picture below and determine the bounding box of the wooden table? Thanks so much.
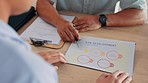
[18,11,148,83]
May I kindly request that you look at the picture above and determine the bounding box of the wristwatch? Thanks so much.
[99,14,107,27]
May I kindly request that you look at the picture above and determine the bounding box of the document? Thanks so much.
[20,15,75,45]
[65,36,135,76]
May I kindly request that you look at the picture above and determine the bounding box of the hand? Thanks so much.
[74,15,101,32]
[57,20,80,43]
[96,70,132,83]
[38,51,67,69]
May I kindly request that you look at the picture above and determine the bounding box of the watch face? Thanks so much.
[102,17,106,21]
[99,14,107,27]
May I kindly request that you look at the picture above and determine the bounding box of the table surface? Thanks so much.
[18,11,148,83]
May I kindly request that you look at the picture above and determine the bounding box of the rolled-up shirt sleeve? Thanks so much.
[119,0,147,10]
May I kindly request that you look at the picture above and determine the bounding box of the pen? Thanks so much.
[74,36,79,48]
[73,24,79,48]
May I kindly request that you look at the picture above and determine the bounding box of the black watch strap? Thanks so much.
[99,14,107,27]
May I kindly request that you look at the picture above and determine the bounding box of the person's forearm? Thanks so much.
[106,9,146,27]
[36,0,66,28]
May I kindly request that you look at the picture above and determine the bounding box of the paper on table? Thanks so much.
[65,36,135,76]
[20,15,75,45]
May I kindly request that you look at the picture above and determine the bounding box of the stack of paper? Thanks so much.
[20,15,75,45]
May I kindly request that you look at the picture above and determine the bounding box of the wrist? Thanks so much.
[105,14,114,27]
[56,19,69,29]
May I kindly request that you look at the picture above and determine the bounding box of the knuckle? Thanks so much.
[59,33,63,37]
[57,51,60,54]
[115,79,121,83]
[56,51,61,54]
[58,52,63,55]
[77,22,80,25]
[121,73,127,77]
[69,32,73,37]
[110,74,116,79]
[123,73,127,76]
[65,27,69,30]
[43,53,48,56]
[77,26,80,29]
[58,57,63,61]
[63,39,66,41]
[71,38,75,42]
[57,55,61,59]
[85,28,88,31]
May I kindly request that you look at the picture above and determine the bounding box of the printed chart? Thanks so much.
[65,36,135,76]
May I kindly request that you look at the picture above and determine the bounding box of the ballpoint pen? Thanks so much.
[75,36,79,48]
[73,24,80,48]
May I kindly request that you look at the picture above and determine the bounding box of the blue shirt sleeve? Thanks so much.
[0,20,58,83]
